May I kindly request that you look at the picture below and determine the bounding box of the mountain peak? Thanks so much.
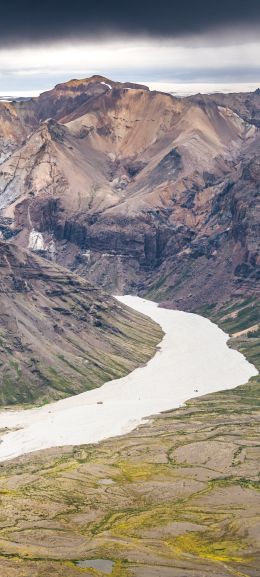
[53,75,115,91]
[45,75,149,95]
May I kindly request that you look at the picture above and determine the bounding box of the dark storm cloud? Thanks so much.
[1,0,260,45]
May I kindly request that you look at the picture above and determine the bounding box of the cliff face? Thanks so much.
[0,242,162,405]
[0,76,259,308]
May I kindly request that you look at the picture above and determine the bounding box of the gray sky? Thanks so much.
[0,0,259,93]
[0,36,259,93]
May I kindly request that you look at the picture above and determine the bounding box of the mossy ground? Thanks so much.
[0,297,259,576]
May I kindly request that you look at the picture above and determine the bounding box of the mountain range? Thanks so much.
[0,75,259,311]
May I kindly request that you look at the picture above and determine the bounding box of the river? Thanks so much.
[0,296,257,462]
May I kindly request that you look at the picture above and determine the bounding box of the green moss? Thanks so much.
[114,461,167,483]
[209,476,260,491]
[167,532,249,563]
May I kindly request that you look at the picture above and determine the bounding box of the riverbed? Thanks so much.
[0,296,257,462]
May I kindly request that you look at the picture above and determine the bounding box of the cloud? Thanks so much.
[0,38,259,92]
[0,39,259,74]
[1,0,260,45]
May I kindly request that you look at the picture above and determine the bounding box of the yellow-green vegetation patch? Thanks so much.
[166,531,249,563]
[114,461,169,483]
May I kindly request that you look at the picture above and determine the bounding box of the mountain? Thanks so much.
[0,76,259,309]
[0,241,161,405]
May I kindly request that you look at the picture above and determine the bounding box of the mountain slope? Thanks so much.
[0,241,162,405]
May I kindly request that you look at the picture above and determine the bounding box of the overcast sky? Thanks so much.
[0,0,259,92]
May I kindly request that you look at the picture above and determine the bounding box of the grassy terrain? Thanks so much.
[0,297,259,576]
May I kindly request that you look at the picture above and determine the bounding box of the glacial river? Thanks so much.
[0,296,257,462]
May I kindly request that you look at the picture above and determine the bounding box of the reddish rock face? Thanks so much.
[0,76,259,309]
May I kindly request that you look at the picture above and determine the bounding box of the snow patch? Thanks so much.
[82,249,91,261]
[28,230,45,251]
[100,82,112,90]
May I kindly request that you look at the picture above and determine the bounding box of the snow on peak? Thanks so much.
[100,81,112,90]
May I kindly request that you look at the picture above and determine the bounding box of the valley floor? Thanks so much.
[0,298,259,576]
[0,297,256,462]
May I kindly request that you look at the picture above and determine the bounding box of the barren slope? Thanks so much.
[0,241,161,405]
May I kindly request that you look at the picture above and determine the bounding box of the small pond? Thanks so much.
[76,558,114,573]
